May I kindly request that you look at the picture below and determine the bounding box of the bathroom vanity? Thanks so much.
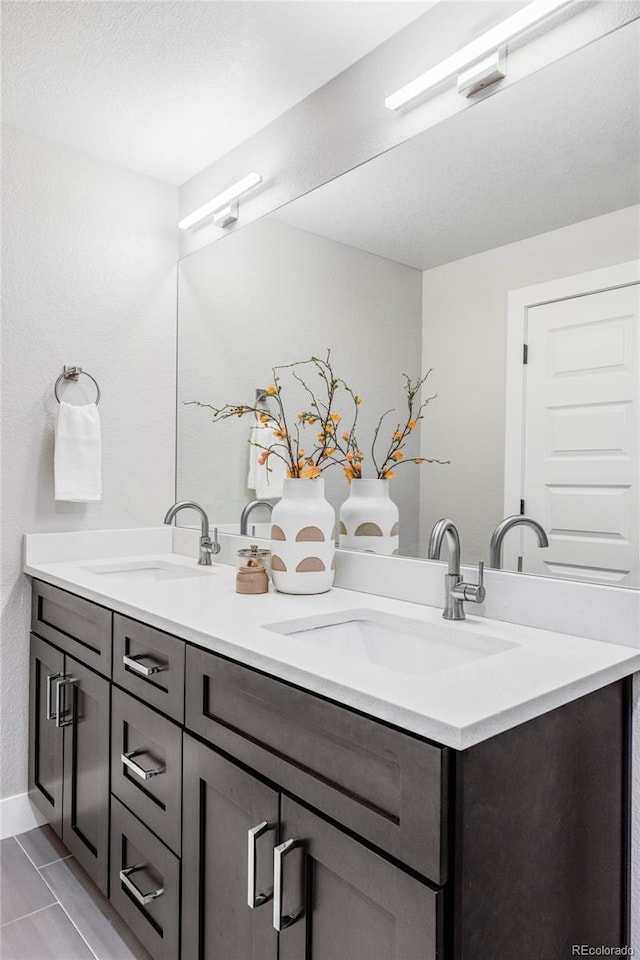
[24,535,638,960]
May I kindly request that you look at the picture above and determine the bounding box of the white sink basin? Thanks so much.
[81,560,213,583]
[264,608,519,676]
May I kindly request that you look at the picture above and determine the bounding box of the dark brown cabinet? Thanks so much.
[182,733,279,960]
[29,634,65,835]
[28,636,110,895]
[278,796,441,960]
[181,733,442,960]
[27,578,631,960]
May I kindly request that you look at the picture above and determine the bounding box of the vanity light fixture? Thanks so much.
[178,173,262,230]
[385,0,573,110]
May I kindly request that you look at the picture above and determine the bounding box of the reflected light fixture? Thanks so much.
[385,0,573,111]
[178,173,262,230]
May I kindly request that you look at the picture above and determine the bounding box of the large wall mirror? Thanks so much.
[177,20,640,587]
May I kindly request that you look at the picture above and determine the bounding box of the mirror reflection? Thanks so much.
[177,21,640,586]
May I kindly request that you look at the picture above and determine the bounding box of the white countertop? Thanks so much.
[24,533,640,750]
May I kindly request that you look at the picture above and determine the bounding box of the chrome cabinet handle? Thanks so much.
[122,654,167,677]
[273,838,304,932]
[121,750,165,781]
[46,672,63,721]
[55,677,79,728]
[247,821,274,909]
[119,866,164,905]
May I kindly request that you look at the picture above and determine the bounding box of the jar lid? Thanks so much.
[238,544,271,559]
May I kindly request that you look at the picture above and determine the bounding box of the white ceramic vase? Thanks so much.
[339,478,399,555]
[270,478,336,594]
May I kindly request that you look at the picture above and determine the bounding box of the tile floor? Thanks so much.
[0,827,150,960]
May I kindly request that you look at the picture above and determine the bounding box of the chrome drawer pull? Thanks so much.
[121,750,165,781]
[55,677,79,728]
[247,821,274,909]
[119,866,164,905]
[46,672,63,721]
[122,654,167,677]
[273,838,305,932]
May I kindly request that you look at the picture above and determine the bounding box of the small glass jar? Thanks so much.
[236,545,271,579]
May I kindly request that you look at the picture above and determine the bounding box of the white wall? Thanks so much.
[177,217,423,554]
[0,125,178,801]
[420,204,640,563]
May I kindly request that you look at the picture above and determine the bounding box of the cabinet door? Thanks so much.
[182,734,279,960]
[28,635,65,835]
[278,797,441,960]
[61,655,110,895]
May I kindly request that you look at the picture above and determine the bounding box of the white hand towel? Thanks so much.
[54,401,102,501]
[248,422,287,499]
[247,423,260,490]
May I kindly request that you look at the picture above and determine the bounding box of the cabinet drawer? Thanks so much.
[111,687,182,855]
[31,580,112,677]
[113,615,185,722]
[110,796,180,960]
[185,646,448,884]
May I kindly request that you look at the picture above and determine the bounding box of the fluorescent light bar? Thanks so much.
[385,0,573,111]
[179,173,262,230]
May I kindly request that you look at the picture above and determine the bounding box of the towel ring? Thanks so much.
[54,367,101,405]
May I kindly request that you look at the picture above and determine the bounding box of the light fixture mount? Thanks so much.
[457,47,506,98]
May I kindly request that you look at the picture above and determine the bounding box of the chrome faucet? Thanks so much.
[489,515,549,569]
[163,500,220,565]
[240,499,273,536]
[427,518,485,620]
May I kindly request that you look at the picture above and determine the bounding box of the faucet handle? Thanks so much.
[452,561,486,604]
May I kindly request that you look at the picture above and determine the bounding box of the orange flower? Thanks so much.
[308,417,316,425]
[330,413,341,423]
[344,467,355,481]
[392,451,404,461]
[341,432,350,441]
[258,413,269,424]
[266,385,277,395]
[383,469,395,479]
[352,461,362,473]
[346,453,354,462]
[326,447,336,457]
[393,430,403,440]
[301,464,321,479]
[273,428,287,440]
[408,420,417,430]
[325,422,335,433]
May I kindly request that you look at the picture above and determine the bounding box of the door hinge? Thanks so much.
[523,343,528,364]
[520,499,525,515]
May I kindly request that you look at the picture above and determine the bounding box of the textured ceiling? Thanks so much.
[273,21,640,269]
[1,0,433,185]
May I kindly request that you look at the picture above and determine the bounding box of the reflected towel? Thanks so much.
[248,422,286,499]
[54,401,102,501]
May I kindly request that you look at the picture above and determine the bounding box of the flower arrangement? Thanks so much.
[335,370,448,480]
[186,351,355,479]
[188,352,447,482]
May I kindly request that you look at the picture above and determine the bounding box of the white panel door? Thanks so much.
[522,283,639,585]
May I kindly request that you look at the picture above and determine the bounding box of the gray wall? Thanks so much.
[179,1,638,258]
[420,204,640,563]
[177,217,423,553]
[1,125,178,801]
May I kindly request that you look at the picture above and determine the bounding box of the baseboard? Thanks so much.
[0,792,48,839]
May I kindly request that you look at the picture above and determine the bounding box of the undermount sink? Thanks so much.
[82,559,213,583]
[264,609,519,676]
